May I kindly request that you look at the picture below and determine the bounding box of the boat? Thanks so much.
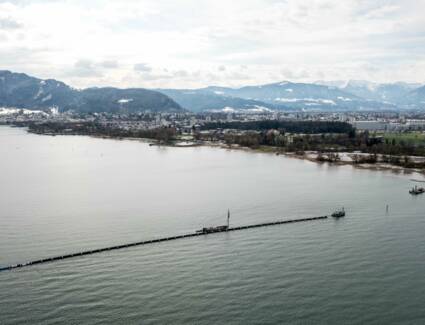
[331,207,345,218]
[197,210,230,234]
[196,225,228,234]
[409,186,425,195]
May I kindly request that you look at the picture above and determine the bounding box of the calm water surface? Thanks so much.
[0,126,424,324]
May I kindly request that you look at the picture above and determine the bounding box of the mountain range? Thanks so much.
[0,70,182,113]
[1,70,424,113]
[160,81,425,112]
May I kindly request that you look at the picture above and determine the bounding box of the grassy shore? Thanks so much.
[382,132,425,146]
[207,142,425,175]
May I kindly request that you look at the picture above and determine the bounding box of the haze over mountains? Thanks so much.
[1,70,424,113]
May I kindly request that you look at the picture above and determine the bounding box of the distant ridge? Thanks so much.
[157,88,284,113]
[159,81,401,112]
[404,85,425,108]
[0,70,183,113]
[1,70,424,113]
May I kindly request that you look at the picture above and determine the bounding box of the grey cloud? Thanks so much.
[281,68,310,80]
[228,71,251,80]
[66,59,121,78]
[315,71,325,79]
[317,1,335,10]
[218,65,226,72]
[295,5,309,18]
[173,70,189,78]
[134,63,152,72]
[191,70,201,78]
[100,60,119,69]
[0,46,49,66]
[280,68,296,79]
[0,17,22,30]
[0,0,57,5]
[132,63,179,81]
[358,3,400,20]
[133,66,193,81]
[69,59,103,77]
[138,73,173,81]
[74,59,93,69]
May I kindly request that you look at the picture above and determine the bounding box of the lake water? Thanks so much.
[0,125,424,324]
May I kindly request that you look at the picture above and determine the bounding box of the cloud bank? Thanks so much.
[0,0,424,88]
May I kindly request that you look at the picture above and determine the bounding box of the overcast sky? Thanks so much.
[0,0,424,88]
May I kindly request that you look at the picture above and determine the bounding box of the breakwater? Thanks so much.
[0,216,328,272]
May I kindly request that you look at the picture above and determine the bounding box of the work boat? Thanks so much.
[197,210,230,234]
[409,186,425,195]
[332,207,345,218]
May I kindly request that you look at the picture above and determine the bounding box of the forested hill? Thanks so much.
[0,70,183,113]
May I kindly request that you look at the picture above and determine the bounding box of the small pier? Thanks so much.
[0,215,328,272]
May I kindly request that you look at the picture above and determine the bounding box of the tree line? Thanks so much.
[27,122,177,142]
[202,120,355,134]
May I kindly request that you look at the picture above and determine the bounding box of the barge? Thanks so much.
[197,210,230,234]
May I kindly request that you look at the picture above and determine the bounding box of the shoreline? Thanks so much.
[196,142,425,175]
[283,151,425,175]
[148,138,425,175]
[20,126,425,176]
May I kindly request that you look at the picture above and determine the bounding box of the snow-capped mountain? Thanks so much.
[341,80,421,104]
[160,81,404,112]
[405,85,425,109]
[0,70,183,113]
[315,80,423,106]
[2,70,424,113]
[157,88,282,113]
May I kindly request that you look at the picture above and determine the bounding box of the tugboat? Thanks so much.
[197,210,230,234]
[409,185,425,195]
[332,207,345,218]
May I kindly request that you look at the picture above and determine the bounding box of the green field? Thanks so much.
[382,132,425,145]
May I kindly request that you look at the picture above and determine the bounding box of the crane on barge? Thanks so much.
[197,209,230,234]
